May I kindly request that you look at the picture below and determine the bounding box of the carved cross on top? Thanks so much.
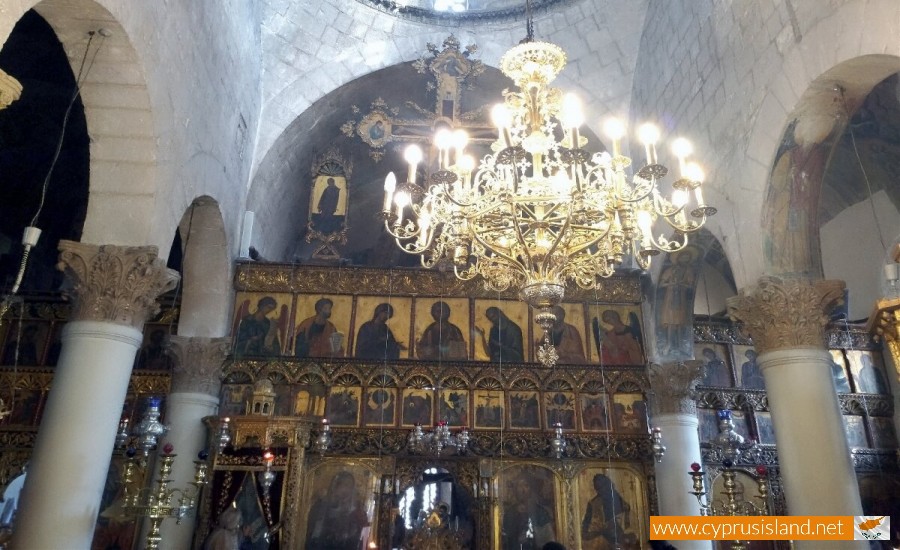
[342,35,495,162]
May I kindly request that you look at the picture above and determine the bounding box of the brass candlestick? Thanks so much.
[120,444,209,550]
[689,410,769,550]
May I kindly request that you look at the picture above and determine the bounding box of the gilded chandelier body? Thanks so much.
[382,36,714,365]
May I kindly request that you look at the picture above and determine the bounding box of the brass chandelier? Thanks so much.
[381,33,714,367]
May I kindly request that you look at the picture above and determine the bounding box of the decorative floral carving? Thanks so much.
[726,276,845,354]
[168,336,231,396]
[0,68,22,110]
[234,263,641,302]
[826,325,878,350]
[56,240,179,329]
[851,449,900,472]
[648,361,703,415]
[222,358,650,393]
[693,320,753,344]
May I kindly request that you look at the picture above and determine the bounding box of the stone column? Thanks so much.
[156,336,230,550]
[728,276,865,548]
[12,241,178,550]
[649,361,711,550]
[177,197,232,337]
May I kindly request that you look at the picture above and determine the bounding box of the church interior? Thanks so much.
[0,1,899,549]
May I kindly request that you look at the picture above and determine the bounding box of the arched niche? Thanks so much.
[649,228,736,360]
[762,54,900,281]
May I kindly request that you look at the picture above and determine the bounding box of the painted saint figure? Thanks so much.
[831,357,851,393]
[305,471,369,549]
[699,347,731,387]
[417,301,467,360]
[656,249,697,355]
[314,177,342,234]
[593,310,642,365]
[581,473,634,550]
[740,349,764,389]
[294,297,344,358]
[857,354,888,394]
[501,472,556,550]
[474,306,524,362]
[368,120,385,141]
[539,306,585,364]
[234,297,282,357]
[355,303,406,360]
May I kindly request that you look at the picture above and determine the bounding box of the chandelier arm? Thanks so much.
[570,158,584,193]
[541,202,575,268]
[453,263,480,281]
[618,177,655,203]
[651,191,685,219]
[383,219,420,241]
[441,187,478,209]
[659,214,706,234]
[557,223,616,256]
[470,225,528,273]
[504,201,539,269]
[634,249,652,270]
[650,229,690,253]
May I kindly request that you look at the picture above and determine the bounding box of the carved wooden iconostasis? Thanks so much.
[199,262,657,549]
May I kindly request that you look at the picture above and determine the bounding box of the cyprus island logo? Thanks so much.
[854,516,890,541]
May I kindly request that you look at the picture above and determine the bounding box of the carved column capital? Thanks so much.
[727,276,844,354]
[0,68,22,110]
[648,360,704,416]
[168,336,231,396]
[57,240,180,329]
[867,296,900,383]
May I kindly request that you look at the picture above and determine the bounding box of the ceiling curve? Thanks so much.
[353,0,583,23]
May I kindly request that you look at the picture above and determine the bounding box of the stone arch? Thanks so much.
[1,0,159,247]
[650,228,736,361]
[761,55,900,278]
[175,196,232,337]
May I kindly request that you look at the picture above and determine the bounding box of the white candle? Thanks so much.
[383,172,396,212]
[404,145,423,184]
[638,123,660,166]
[671,138,693,178]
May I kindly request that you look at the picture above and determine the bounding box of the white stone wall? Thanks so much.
[255,0,649,162]
[630,0,900,289]
[0,0,262,260]
[821,191,900,319]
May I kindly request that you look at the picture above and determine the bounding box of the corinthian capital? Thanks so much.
[727,276,844,354]
[0,68,22,110]
[57,240,180,329]
[648,361,704,416]
[168,336,231,396]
